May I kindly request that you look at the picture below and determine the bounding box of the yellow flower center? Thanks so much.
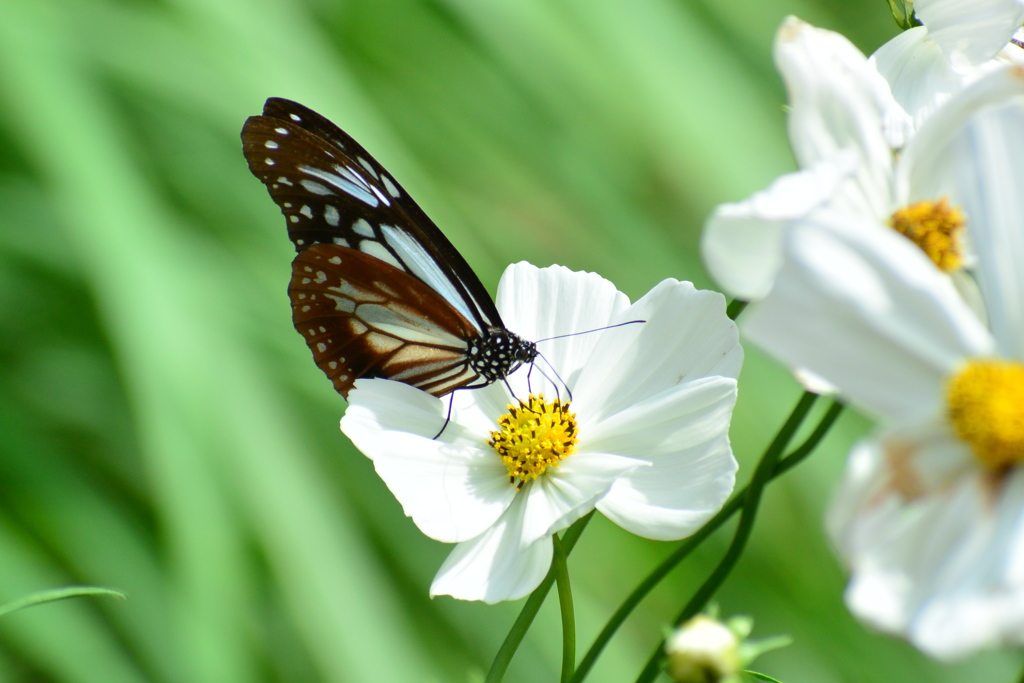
[488,394,578,488]
[947,359,1024,470]
[888,197,965,273]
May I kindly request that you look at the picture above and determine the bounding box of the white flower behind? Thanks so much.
[741,89,1024,658]
[873,0,1024,127]
[342,263,742,603]
[704,32,1024,305]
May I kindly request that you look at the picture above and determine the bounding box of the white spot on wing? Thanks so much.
[333,236,349,247]
[290,113,301,122]
[265,158,276,166]
[265,140,279,149]
[359,240,403,269]
[275,127,289,135]
[289,215,300,224]
[300,179,333,196]
[277,177,293,186]
[329,256,342,264]
[352,219,375,238]
[300,205,313,218]
[324,205,340,227]
[381,224,479,325]
[357,157,379,179]
[381,175,400,198]
[370,185,391,206]
[298,164,379,207]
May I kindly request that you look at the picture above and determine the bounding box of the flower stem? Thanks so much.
[485,511,594,683]
[569,396,842,683]
[632,392,820,683]
[553,535,576,683]
[727,298,748,320]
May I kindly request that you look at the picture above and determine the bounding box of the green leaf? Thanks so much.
[744,671,784,683]
[0,586,126,618]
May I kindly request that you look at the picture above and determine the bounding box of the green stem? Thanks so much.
[569,397,842,683]
[485,511,594,683]
[633,392,820,683]
[553,536,576,683]
[726,298,748,320]
[1016,657,1024,683]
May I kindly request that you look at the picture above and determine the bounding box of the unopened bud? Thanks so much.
[664,615,741,683]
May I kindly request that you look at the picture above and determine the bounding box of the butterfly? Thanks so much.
[241,98,538,400]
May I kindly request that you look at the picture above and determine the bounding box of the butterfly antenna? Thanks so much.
[534,319,645,344]
[433,394,456,440]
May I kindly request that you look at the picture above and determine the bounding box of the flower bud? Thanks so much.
[664,615,741,683]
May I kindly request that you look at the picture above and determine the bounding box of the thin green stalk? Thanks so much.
[726,299,748,320]
[485,511,594,683]
[570,397,842,683]
[633,393,819,683]
[553,536,576,683]
[0,586,126,617]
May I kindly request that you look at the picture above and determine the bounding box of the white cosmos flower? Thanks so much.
[742,89,1024,658]
[704,32,1024,304]
[702,17,911,302]
[873,0,1024,127]
[340,263,742,603]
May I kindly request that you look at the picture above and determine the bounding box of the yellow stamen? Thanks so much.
[888,197,965,273]
[488,394,578,488]
[947,359,1024,470]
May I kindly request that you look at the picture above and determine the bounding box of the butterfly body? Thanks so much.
[242,98,536,398]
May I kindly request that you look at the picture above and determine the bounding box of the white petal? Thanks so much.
[701,154,857,300]
[572,280,741,425]
[898,67,1024,359]
[829,432,1024,659]
[495,262,630,395]
[897,64,1024,205]
[342,380,516,543]
[520,452,643,545]
[774,16,909,216]
[429,494,553,603]
[743,213,994,422]
[341,378,447,444]
[592,376,738,540]
[915,0,1024,66]
[871,27,975,130]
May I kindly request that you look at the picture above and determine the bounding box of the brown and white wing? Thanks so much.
[289,243,484,397]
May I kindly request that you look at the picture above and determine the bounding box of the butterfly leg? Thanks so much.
[432,393,457,440]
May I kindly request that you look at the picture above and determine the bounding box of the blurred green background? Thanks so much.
[0,0,1018,680]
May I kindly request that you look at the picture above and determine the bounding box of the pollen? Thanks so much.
[888,197,965,273]
[947,359,1024,471]
[488,394,578,488]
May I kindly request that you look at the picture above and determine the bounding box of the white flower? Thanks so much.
[341,263,742,603]
[741,86,1024,658]
[703,32,1024,304]
[873,0,1024,127]
[702,17,910,302]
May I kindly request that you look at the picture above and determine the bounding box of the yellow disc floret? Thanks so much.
[947,359,1024,470]
[888,197,965,273]
[488,394,578,488]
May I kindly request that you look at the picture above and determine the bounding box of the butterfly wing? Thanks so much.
[241,98,502,333]
[290,243,483,397]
